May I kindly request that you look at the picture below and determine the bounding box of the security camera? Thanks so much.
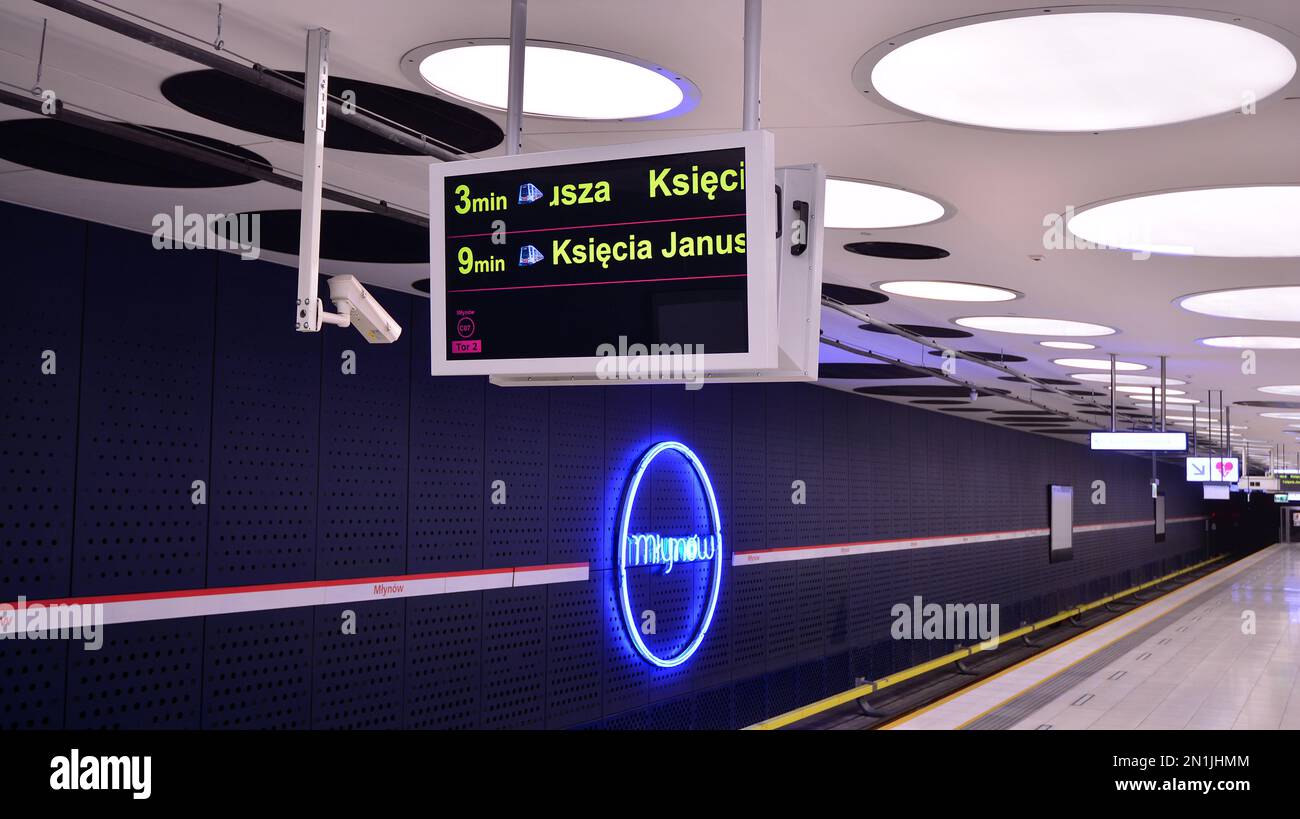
[326,275,402,343]
[969,388,979,402]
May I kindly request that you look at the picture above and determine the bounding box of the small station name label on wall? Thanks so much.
[428,131,778,378]
[616,441,723,668]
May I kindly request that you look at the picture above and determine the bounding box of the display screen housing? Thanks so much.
[1049,484,1073,563]
[429,131,777,376]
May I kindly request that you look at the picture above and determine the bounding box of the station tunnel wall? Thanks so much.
[0,201,1211,729]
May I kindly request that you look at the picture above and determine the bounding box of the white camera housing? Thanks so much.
[327,275,402,344]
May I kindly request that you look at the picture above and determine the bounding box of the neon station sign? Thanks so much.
[616,441,723,668]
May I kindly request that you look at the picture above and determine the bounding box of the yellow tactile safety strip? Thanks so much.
[746,552,1229,730]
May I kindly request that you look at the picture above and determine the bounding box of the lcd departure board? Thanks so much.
[429,132,777,377]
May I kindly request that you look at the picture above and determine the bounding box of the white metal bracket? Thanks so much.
[295,28,348,332]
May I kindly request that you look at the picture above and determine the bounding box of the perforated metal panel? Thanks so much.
[317,292,411,579]
[0,637,66,729]
[544,575,603,728]
[66,618,203,729]
[203,609,312,728]
[409,312,484,572]
[481,586,546,729]
[483,385,547,569]
[0,204,82,601]
[208,257,320,586]
[404,594,481,729]
[548,387,604,566]
[73,226,215,595]
[312,600,404,729]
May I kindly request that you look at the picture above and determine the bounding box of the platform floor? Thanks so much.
[886,543,1300,730]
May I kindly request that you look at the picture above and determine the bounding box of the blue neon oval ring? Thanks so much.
[617,441,723,668]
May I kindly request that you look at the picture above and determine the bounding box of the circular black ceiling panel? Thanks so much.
[1234,401,1300,409]
[859,324,973,339]
[818,363,939,379]
[822,283,888,305]
[911,399,968,405]
[239,209,427,263]
[853,385,1008,398]
[0,118,271,187]
[161,69,503,154]
[844,241,949,260]
[994,410,1065,417]
[926,350,1029,363]
[411,278,430,293]
[938,407,992,413]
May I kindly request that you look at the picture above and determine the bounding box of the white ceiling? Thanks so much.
[1,0,1298,465]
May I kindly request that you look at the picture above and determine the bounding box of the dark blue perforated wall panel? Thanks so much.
[312,600,404,728]
[0,203,1216,731]
[404,594,481,729]
[66,618,203,729]
[208,257,321,586]
[0,206,83,601]
[73,226,215,595]
[316,299,411,579]
[481,586,546,728]
[202,609,312,729]
[409,311,484,572]
[0,638,66,730]
[483,386,547,569]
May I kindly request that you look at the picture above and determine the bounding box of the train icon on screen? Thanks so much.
[518,182,543,204]
[519,244,545,266]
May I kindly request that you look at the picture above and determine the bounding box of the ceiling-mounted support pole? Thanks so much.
[1159,356,1167,432]
[1192,403,1198,457]
[504,0,527,155]
[295,28,346,334]
[1109,354,1117,431]
[1219,391,1226,458]
[32,18,48,93]
[743,0,762,130]
[1207,390,1214,457]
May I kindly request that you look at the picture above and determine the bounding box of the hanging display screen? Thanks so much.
[429,132,777,377]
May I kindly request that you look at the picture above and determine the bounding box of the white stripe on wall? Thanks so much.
[731,516,1205,567]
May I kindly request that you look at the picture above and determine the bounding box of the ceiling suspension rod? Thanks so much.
[819,335,1105,429]
[822,297,1117,418]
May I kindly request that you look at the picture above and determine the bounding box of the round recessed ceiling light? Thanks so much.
[403,40,698,120]
[876,280,1017,302]
[1178,286,1300,321]
[825,180,946,229]
[1071,373,1185,386]
[1040,341,1096,351]
[1052,358,1146,371]
[1114,386,1185,395]
[1259,385,1300,396]
[1069,187,1300,258]
[855,9,1297,132]
[955,316,1116,337]
[1200,335,1300,349]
